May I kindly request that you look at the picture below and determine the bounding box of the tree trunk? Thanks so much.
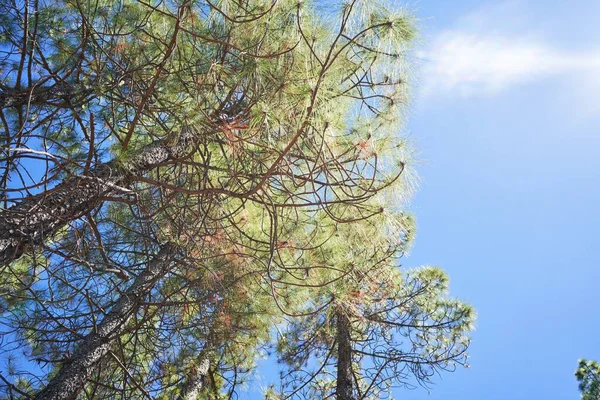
[0,126,196,267]
[33,244,177,400]
[336,310,354,400]
[178,358,210,400]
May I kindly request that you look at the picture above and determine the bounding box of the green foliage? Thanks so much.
[0,0,473,398]
[272,206,474,399]
[0,252,45,313]
[576,359,600,400]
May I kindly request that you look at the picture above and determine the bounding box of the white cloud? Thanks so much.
[416,2,600,100]
[419,33,600,98]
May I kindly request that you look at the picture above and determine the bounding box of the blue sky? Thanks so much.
[403,0,600,399]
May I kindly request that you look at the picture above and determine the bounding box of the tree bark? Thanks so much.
[0,126,196,267]
[33,244,177,400]
[336,310,354,400]
[0,83,91,109]
[178,358,210,400]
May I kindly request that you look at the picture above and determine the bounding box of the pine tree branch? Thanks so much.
[0,125,197,267]
[33,244,178,400]
[0,83,92,109]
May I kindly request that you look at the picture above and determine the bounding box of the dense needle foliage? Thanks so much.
[0,0,474,399]
[576,359,600,400]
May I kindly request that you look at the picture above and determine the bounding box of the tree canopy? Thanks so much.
[576,359,600,400]
[0,0,474,399]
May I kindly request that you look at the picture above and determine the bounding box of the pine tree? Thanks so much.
[576,359,600,400]
[0,0,473,399]
[274,210,474,399]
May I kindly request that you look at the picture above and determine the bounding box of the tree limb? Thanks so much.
[33,243,178,400]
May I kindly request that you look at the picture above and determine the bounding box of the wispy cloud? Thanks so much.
[417,4,600,100]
